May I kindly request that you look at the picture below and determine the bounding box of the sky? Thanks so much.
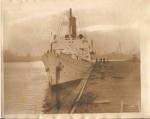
[3,0,149,56]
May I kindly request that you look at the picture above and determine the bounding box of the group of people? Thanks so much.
[96,58,109,63]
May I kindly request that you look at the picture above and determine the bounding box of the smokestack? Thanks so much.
[69,8,76,38]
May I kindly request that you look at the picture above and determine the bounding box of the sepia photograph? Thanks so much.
[1,0,150,118]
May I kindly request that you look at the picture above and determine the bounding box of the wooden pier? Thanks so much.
[75,61,140,113]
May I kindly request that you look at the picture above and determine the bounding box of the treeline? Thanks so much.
[4,50,41,62]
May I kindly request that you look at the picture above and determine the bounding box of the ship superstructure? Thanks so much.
[50,8,94,62]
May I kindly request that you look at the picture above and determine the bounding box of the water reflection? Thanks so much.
[43,79,82,113]
[4,61,48,114]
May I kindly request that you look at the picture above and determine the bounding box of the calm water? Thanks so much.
[4,61,49,114]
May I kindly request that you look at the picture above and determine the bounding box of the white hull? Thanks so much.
[42,52,93,85]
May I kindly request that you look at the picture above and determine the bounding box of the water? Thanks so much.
[4,61,49,114]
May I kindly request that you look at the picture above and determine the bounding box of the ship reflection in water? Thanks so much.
[4,61,48,114]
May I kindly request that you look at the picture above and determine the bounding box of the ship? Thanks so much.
[42,8,96,86]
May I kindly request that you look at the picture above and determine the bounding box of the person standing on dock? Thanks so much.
[103,58,105,63]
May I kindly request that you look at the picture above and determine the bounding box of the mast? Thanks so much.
[69,8,76,38]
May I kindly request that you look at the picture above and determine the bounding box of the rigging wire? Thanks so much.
[76,11,88,39]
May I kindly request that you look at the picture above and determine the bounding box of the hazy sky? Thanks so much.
[3,0,149,56]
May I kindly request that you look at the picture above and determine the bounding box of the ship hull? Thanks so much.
[42,52,93,85]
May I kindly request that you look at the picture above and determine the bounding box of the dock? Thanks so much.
[43,61,140,113]
[75,61,140,113]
